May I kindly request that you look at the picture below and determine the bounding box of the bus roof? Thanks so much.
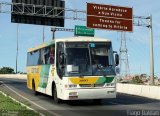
[28,36,111,52]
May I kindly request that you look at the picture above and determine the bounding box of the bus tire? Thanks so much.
[93,99,102,104]
[32,80,38,96]
[52,84,60,104]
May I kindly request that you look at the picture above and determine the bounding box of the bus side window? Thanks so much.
[27,52,32,66]
[38,49,44,65]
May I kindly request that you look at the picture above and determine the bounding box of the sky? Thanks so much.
[0,0,160,77]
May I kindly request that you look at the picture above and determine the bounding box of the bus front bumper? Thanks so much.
[61,87,116,100]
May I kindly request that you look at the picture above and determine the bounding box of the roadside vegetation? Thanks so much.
[118,74,160,85]
[118,76,144,84]
[0,67,15,74]
[130,76,143,84]
[0,92,39,116]
[0,67,26,74]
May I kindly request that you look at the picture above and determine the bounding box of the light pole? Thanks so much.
[16,23,19,74]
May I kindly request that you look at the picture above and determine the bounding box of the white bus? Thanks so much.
[27,36,119,103]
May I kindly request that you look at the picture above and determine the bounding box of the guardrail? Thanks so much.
[117,83,160,100]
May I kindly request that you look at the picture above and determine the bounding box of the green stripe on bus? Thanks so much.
[95,77,114,84]
[39,65,50,88]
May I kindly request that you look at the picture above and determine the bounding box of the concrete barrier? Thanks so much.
[0,74,27,80]
[117,83,160,100]
[141,85,150,98]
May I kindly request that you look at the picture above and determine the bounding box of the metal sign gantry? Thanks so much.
[0,2,86,21]
[0,2,152,24]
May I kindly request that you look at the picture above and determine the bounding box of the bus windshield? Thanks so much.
[64,42,115,76]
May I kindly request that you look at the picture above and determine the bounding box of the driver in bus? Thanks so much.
[49,46,54,64]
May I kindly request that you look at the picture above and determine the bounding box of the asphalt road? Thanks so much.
[0,77,160,116]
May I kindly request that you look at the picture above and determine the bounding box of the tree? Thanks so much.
[0,67,15,74]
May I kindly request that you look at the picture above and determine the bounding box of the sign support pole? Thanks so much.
[148,15,154,85]
[43,26,45,43]
[52,28,56,40]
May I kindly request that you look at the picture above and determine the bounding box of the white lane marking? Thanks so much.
[1,81,61,116]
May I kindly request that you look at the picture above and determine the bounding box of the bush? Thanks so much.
[0,67,15,74]
[131,76,143,84]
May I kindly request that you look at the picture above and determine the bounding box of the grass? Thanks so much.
[0,92,40,116]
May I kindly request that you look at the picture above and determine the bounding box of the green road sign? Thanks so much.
[74,25,94,37]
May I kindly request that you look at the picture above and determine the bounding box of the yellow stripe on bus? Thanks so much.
[69,77,99,84]
[27,66,41,90]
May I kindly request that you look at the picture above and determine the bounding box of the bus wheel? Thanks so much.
[93,99,102,104]
[32,80,38,96]
[53,85,60,104]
